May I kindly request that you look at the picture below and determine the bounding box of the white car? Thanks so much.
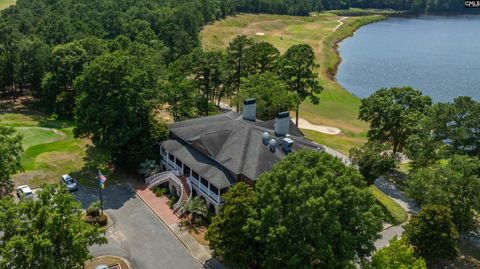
[16,185,34,200]
[60,174,78,191]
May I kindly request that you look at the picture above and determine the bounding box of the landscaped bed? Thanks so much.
[85,255,131,269]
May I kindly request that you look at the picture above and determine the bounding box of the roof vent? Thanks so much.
[281,137,294,153]
[268,139,277,153]
[243,98,256,121]
[274,111,289,137]
[262,132,270,145]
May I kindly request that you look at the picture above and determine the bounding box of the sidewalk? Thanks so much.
[129,181,227,269]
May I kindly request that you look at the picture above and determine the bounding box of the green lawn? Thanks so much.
[0,0,15,10]
[302,128,366,155]
[0,111,88,188]
[369,185,408,225]
[201,12,385,152]
[14,127,65,149]
[0,107,133,189]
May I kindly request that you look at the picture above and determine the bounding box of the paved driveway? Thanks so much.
[74,185,203,269]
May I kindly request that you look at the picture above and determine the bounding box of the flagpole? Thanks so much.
[99,184,103,215]
[98,170,104,215]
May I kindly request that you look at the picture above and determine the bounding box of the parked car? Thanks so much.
[16,185,34,200]
[94,265,108,269]
[60,174,78,191]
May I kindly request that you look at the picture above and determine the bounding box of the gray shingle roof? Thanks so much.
[162,139,236,189]
[165,111,322,187]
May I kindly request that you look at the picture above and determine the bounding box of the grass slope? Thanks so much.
[201,13,384,152]
[0,0,15,10]
[370,185,408,225]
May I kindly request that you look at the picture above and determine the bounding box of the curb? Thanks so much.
[87,255,133,269]
[126,183,210,268]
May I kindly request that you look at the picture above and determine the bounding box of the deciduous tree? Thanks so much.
[349,141,398,185]
[0,184,106,269]
[206,183,258,269]
[74,51,167,168]
[0,126,23,196]
[359,87,432,154]
[370,236,427,269]
[404,205,459,261]
[406,155,480,233]
[253,150,383,268]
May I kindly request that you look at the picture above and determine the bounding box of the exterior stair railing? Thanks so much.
[144,171,184,212]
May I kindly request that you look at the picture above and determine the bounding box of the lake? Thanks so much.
[336,15,480,102]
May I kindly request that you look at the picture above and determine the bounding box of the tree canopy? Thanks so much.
[404,205,459,261]
[0,184,106,269]
[279,44,322,126]
[206,183,258,269]
[406,155,480,234]
[73,49,168,167]
[370,236,427,269]
[208,150,383,268]
[349,141,398,185]
[359,87,432,154]
[234,72,300,120]
[0,126,23,196]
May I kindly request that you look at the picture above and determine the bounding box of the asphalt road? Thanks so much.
[74,185,203,269]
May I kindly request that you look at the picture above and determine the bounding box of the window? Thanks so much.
[168,153,174,161]
[192,171,199,180]
[201,177,208,187]
[175,158,182,167]
[209,184,218,194]
[183,165,191,176]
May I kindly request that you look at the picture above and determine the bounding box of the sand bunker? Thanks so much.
[296,118,341,135]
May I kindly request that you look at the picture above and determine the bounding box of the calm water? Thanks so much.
[337,15,480,102]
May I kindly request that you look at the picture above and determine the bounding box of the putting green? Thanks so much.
[14,127,66,149]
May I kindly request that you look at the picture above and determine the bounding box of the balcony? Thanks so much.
[188,176,220,205]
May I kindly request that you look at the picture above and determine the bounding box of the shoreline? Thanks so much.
[324,14,386,85]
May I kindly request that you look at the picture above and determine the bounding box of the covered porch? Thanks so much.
[160,139,234,213]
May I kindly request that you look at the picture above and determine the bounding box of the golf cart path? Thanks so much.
[333,16,349,32]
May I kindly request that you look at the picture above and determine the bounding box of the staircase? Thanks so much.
[174,176,192,216]
[145,171,188,213]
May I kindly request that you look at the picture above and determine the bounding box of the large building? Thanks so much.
[153,99,324,213]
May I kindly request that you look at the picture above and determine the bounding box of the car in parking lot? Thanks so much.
[60,174,78,191]
[16,185,34,200]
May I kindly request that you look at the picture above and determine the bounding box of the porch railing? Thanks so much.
[145,171,184,211]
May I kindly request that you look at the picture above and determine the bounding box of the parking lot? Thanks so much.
[73,184,203,269]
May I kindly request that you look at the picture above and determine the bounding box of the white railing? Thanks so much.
[145,171,184,211]
[208,190,219,203]
[187,176,220,205]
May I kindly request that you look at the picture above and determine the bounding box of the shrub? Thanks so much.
[97,214,108,226]
[152,187,167,197]
[86,201,101,217]
[169,195,179,209]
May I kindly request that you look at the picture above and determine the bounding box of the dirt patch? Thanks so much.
[14,170,50,187]
[190,226,209,246]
